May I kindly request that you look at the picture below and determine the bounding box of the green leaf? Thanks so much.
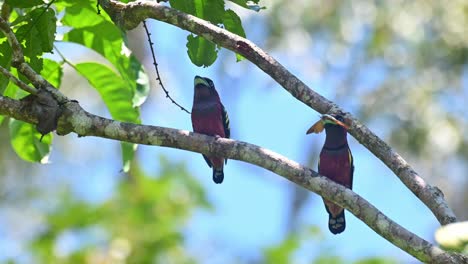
[0,41,12,94]
[0,115,5,125]
[354,257,398,264]
[195,0,225,24]
[74,62,139,123]
[223,10,246,37]
[169,0,195,14]
[132,62,150,107]
[41,59,63,88]
[63,17,149,109]
[61,2,106,28]
[9,119,52,163]
[16,7,56,53]
[75,62,140,170]
[14,7,56,75]
[223,9,246,61]
[2,69,30,99]
[3,80,19,98]
[187,35,218,67]
[313,256,344,264]
[33,8,56,53]
[170,0,251,66]
[170,0,225,24]
[264,233,300,264]
[63,4,148,171]
[122,142,137,173]
[6,0,43,8]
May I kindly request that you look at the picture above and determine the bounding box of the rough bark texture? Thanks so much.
[98,0,457,226]
[0,95,466,263]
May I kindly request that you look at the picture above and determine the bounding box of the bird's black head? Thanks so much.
[194,75,218,100]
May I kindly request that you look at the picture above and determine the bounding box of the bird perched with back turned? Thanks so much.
[306,114,354,234]
[191,76,230,184]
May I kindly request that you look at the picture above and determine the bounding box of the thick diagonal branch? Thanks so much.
[0,95,466,263]
[98,0,456,225]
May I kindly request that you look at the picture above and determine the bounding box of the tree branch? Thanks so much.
[98,0,457,225]
[0,65,38,94]
[0,94,465,263]
[0,17,67,103]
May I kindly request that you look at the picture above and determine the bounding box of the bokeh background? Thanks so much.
[0,1,467,263]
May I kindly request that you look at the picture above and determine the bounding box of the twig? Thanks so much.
[142,20,191,114]
[1,1,11,21]
[0,65,38,94]
[54,44,76,71]
[97,0,101,14]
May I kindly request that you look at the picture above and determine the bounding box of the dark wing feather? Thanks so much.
[202,154,212,168]
[221,104,230,139]
[221,104,230,165]
[348,148,354,189]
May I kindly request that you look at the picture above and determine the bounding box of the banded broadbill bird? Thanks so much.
[307,114,354,234]
[191,76,230,184]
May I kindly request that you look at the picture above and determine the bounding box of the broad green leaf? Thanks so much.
[3,69,29,99]
[75,62,140,170]
[61,2,106,28]
[187,34,218,67]
[170,0,222,67]
[14,7,56,75]
[0,115,4,125]
[0,41,12,94]
[3,80,19,98]
[41,59,63,88]
[15,20,43,74]
[63,5,148,171]
[169,0,195,14]
[353,257,398,264]
[33,8,56,52]
[122,142,137,173]
[170,0,251,66]
[223,10,246,37]
[264,233,300,264]
[313,256,343,264]
[9,119,52,163]
[6,0,43,8]
[74,62,139,123]
[132,61,150,107]
[63,18,149,109]
[223,9,246,61]
[194,0,225,24]
[170,0,225,24]
[15,7,56,53]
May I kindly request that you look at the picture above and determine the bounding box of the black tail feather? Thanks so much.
[328,210,346,234]
[212,168,224,184]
